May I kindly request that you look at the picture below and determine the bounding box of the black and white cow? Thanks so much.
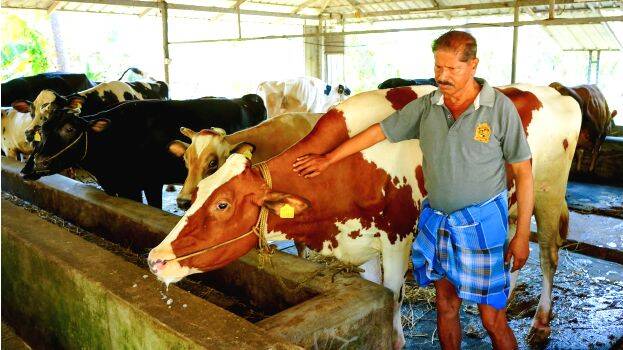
[21,95,267,208]
[12,80,168,142]
[2,72,95,107]
[377,77,438,89]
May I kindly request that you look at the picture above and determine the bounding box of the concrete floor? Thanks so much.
[402,242,623,350]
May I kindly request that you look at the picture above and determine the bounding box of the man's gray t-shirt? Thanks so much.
[380,78,532,214]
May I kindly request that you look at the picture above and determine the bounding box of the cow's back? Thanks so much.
[1,73,94,106]
[500,84,581,180]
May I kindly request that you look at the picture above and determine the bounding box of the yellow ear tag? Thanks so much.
[279,204,295,219]
[34,131,42,142]
[242,150,253,160]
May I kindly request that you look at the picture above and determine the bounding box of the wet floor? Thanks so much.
[567,181,623,219]
[402,243,623,350]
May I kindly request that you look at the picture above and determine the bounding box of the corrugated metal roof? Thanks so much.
[1,0,621,50]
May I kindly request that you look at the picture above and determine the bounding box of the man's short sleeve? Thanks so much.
[500,97,532,163]
[380,96,429,143]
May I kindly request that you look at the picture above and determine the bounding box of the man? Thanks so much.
[292,30,533,349]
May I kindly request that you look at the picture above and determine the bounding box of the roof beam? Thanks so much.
[19,0,317,20]
[292,0,317,14]
[334,0,612,18]
[169,15,623,44]
[47,1,61,14]
[343,0,368,18]
[319,0,333,13]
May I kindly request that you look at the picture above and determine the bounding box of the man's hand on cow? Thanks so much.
[505,232,530,272]
[292,154,331,178]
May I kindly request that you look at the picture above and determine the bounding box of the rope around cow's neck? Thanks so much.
[164,161,274,265]
[37,131,88,165]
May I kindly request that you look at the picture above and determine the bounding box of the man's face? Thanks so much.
[434,48,478,96]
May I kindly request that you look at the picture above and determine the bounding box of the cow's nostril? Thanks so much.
[177,198,191,210]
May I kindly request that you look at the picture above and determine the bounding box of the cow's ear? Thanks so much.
[11,100,32,113]
[180,127,196,139]
[258,191,310,217]
[90,118,110,133]
[67,95,85,114]
[230,142,255,160]
[168,140,189,157]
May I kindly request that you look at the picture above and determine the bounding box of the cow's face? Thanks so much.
[168,127,254,210]
[21,108,106,178]
[17,90,83,143]
[434,49,479,96]
[147,154,308,285]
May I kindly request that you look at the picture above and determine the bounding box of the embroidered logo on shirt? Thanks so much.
[474,122,491,143]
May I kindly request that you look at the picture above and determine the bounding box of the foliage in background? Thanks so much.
[1,15,49,82]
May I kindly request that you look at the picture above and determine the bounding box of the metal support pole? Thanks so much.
[549,0,555,20]
[159,0,170,84]
[595,50,600,84]
[511,0,519,84]
[237,6,242,39]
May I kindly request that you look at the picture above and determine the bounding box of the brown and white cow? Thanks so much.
[257,77,351,118]
[1,107,33,161]
[168,112,322,210]
[149,85,581,348]
[549,82,617,172]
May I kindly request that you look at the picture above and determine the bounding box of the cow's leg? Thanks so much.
[528,197,567,344]
[381,241,411,350]
[144,184,163,209]
[359,254,382,284]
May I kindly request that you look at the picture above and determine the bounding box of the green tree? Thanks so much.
[1,15,49,81]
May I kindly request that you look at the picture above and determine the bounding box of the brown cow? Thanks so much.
[549,82,617,172]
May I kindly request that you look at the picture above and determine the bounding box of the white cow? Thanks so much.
[1,107,33,161]
[257,77,351,118]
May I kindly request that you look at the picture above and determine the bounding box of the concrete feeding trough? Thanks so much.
[1,158,394,349]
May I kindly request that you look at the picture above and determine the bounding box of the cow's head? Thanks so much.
[147,154,309,285]
[15,90,84,143]
[20,100,104,179]
[168,127,255,210]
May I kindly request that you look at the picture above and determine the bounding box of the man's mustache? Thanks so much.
[437,80,454,87]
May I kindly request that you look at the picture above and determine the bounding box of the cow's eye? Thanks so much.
[209,159,218,168]
[216,201,229,210]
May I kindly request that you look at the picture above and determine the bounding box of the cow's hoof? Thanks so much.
[527,325,551,346]
[165,184,176,192]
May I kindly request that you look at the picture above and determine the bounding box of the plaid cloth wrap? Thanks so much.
[412,190,511,309]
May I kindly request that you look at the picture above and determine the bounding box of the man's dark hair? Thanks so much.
[432,30,477,62]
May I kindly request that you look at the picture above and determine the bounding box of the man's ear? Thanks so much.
[11,100,33,113]
[90,118,110,133]
[168,140,189,157]
[258,191,310,217]
[230,142,255,160]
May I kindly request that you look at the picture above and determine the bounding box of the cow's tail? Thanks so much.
[118,67,146,81]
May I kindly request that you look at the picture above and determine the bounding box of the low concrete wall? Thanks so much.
[2,199,294,350]
[1,158,394,349]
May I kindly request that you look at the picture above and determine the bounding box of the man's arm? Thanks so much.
[292,123,386,178]
[505,159,534,272]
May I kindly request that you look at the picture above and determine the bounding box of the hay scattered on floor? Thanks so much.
[404,283,436,305]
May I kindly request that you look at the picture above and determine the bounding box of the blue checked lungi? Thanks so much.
[412,190,511,309]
